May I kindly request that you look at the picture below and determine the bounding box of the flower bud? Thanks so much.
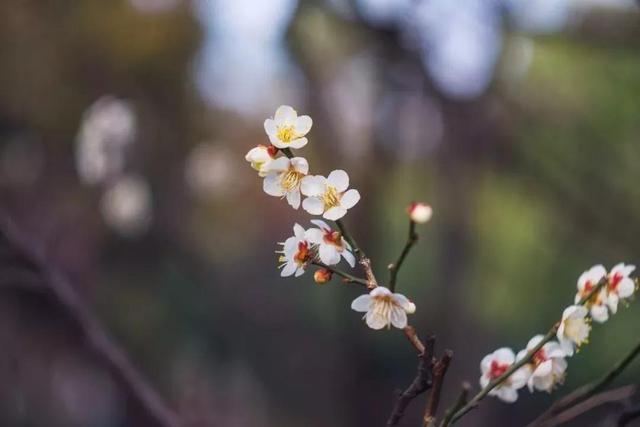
[405,302,416,314]
[314,268,332,284]
[407,202,432,224]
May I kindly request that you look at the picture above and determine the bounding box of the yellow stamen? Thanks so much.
[281,168,303,191]
[322,185,340,209]
[277,126,297,143]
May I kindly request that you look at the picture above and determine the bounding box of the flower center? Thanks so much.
[294,241,310,265]
[372,296,394,324]
[276,126,296,143]
[609,272,623,293]
[323,230,344,249]
[489,361,509,380]
[281,168,303,191]
[532,349,547,366]
[564,318,590,346]
[322,186,340,209]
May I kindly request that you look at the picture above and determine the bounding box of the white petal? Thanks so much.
[590,304,609,323]
[370,287,392,298]
[280,262,297,277]
[588,265,607,281]
[480,355,493,374]
[264,119,277,137]
[286,190,301,209]
[293,223,305,239]
[558,336,574,357]
[304,228,324,244]
[294,267,305,277]
[274,105,296,123]
[266,157,290,172]
[497,387,518,403]
[351,295,372,312]
[342,250,356,268]
[390,308,408,329]
[534,360,553,378]
[263,174,284,196]
[339,189,361,209]
[323,206,347,220]
[294,115,312,135]
[365,312,388,330]
[302,197,325,215]
[392,293,414,313]
[310,219,331,230]
[319,244,340,265]
[289,137,308,149]
[290,157,308,174]
[493,348,515,365]
[617,278,635,298]
[300,175,326,197]
[327,170,349,192]
[480,375,490,388]
[607,293,620,314]
[283,236,299,254]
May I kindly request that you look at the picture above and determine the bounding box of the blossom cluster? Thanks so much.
[480,263,637,403]
[246,105,429,331]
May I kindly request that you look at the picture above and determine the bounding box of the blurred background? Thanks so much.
[1,0,639,426]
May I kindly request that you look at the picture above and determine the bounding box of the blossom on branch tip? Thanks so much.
[606,263,636,314]
[264,105,312,149]
[480,348,529,403]
[245,145,277,177]
[305,220,355,267]
[350,287,416,330]
[517,336,567,393]
[301,170,360,220]
[407,202,433,224]
[263,157,308,209]
[277,224,312,277]
[557,305,591,357]
[574,265,609,323]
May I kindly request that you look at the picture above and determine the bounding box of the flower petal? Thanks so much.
[301,175,326,197]
[351,295,372,312]
[275,105,296,123]
[327,170,349,192]
[323,206,347,220]
[390,308,408,329]
[290,157,308,174]
[339,189,360,209]
[365,312,388,330]
[304,228,324,244]
[264,119,277,137]
[617,278,635,298]
[310,219,331,230]
[294,115,312,135]
[319,244,340,265]
[293,223,305,239]
[266,157,290,172]
[286,190,301,209]
[289,137,308,149]
[281,262,297,277]
[302,197,325,215]
[342,250,356,268]
[263,174,284,196]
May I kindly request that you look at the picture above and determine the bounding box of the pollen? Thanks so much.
[276,125,296,143]
[281,168,303,191]
[322,185,340,209]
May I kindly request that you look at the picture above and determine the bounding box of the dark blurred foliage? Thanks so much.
[0,1,639,426]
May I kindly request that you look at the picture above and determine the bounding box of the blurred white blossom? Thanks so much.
[186,143,240,198]
[100,175,152,237]
[76,96,136,186]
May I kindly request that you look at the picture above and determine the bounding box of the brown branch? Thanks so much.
[424,350,453,426]
[386,335,436,427]
[335,219,378,289]
[528,338,640,427]
[536,385,636,427]
[439,383,471,427]
[404,325,426,354]
[388,221,418,292]
[311,261,369,287]
[0,212,183,427]
[618,402,640,427]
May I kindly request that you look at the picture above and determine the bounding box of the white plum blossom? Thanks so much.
[304,220,356,267]
[574,265,609,323]
[480,348,529,403]
[277,224,312,277]
[517,336,567,393]
[264,105,313,149]
[557,305,591,357]
[263,157,309,209]
[245,145,277,177]
[408,202,433,224]
[351,287,416,330]
[606,263,636,314]
[301,170,361,220]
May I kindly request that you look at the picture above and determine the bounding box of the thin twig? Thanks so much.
[424,350,453,426]
[528,338,640,426]
[311,261,368,287]
[388,221,418,292]
[386,336,436,427]
[0,213,183,427]
[537,385,636,427]
[335,218,378,289]
[404,325,426,354]
[439,383,471,427]
[448,277,609,424]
